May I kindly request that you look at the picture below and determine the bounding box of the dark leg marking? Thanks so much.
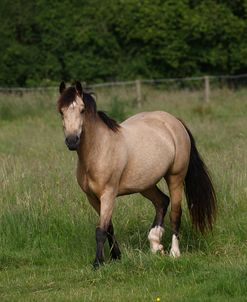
[93,227,107,269]
[142,186,170,254]
[170,207,182,238]
[87,193,120,265]
[107,223,121,260]
[141,186,170,227]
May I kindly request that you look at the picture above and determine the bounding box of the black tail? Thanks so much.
[182,123,217,234]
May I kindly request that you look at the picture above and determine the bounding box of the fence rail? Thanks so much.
[1,73,247,106]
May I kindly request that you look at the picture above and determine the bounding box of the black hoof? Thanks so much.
[92,258,104,270]
[110,247,121,261]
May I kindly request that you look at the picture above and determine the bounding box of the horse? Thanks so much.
[57,81,217,268]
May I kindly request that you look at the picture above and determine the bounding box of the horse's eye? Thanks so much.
[80,109,85,114]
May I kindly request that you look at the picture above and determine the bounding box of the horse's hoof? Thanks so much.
[92,259,104,270]
[169,248,181,258]
[159,245,165,255]
[150,244,164,255]
[110,247,121,261]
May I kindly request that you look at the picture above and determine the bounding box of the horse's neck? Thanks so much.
[77,114,112,164]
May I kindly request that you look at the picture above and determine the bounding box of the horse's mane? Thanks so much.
[97,111,120,132]
[57,87,120,132]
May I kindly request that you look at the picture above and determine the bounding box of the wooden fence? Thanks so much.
[1,73,247,107]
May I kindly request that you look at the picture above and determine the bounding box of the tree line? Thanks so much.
[0,0,246,87]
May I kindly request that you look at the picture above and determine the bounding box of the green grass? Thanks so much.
[0,87,247,301]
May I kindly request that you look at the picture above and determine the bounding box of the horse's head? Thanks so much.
[57,81,85,151]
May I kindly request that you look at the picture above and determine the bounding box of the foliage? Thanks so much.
[0,0,247,86]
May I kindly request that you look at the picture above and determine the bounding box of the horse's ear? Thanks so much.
[75,81,83,96]
[59,81,66,94]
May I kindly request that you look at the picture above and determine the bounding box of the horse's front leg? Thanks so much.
[86,193,120,260]
[93,190,116,269]
[107,223,121,260]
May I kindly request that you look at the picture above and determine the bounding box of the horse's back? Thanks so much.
[118,111,190,194]
[121,111,190,155]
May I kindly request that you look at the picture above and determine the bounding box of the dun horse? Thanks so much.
[57,81,217,268]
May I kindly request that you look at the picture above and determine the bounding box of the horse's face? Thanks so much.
[58,82,85,151]
[60,96,85,150]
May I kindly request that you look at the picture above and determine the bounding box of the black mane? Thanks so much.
[57,86,120,132]
[98,111,120,132]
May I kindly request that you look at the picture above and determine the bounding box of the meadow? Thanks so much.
[0,85,246,301]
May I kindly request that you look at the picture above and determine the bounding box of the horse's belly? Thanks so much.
[118,171,165,195]
[118,129,174,194]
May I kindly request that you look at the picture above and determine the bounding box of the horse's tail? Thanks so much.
[182,122,217,234]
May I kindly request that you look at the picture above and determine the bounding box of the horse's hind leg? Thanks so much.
[166,174,184,258]
[141,186,170,254]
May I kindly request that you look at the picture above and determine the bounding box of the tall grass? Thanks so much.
[0,90,56,122]
[0,87,246,301]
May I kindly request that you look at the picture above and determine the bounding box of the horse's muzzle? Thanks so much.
[65,135,80,151]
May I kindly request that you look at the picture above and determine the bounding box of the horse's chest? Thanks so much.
[76,164,90,193]
[77,174,89,192]
[76,166,103,195]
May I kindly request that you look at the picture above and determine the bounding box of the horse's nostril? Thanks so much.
[65,135,80,150]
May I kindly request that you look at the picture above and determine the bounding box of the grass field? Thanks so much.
[0,86,247,301]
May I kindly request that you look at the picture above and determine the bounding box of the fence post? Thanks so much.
[135,79,142,108]
[204,76,210,103]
